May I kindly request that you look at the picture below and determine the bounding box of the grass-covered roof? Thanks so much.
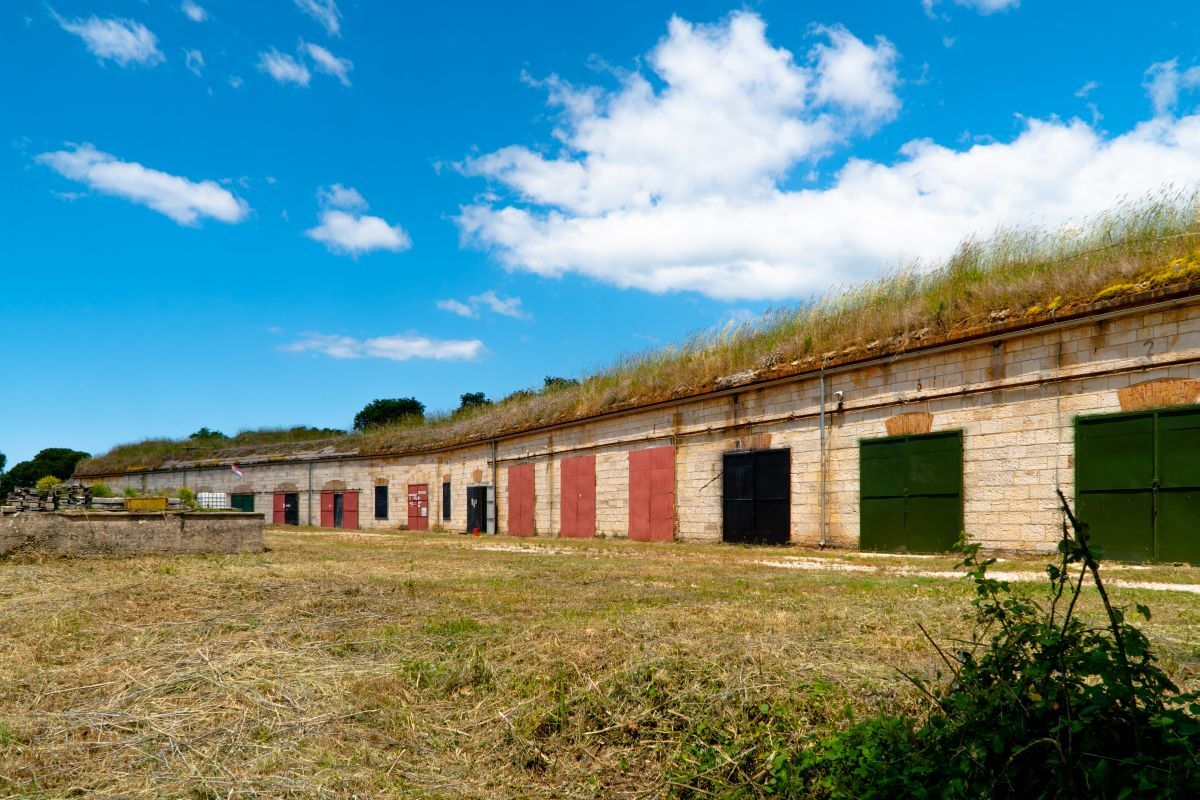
[78,191,1200,476]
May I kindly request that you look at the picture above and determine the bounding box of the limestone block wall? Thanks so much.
[81,298,1200,552]
[0,512,264,557]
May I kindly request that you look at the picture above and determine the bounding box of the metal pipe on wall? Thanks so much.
[818,363,827,547]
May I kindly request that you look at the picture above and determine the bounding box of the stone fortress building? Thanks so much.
[77,283,1200,563]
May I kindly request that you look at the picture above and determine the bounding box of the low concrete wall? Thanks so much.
[0,512,264,558]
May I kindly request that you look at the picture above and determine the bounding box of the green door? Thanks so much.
[231,493,255,513]
[1077,407,1200,564]
[860,431,963,553]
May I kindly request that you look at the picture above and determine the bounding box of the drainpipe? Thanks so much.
[818,362,828,548]
[307,462,313,526]
[491,438,499,535]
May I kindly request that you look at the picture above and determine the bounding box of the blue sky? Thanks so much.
[4,0,1200,467]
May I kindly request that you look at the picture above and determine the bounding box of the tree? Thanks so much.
[189,427,228,440]
[543,376,580,392]
[353,398,425,431]
[0,450,6,474]
[0,448,91,496]
[458,392,491,412]
[35,475,61,494]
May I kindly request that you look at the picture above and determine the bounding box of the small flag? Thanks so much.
[231,463,244,477]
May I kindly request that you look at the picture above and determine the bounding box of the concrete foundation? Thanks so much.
[0,512,264,558]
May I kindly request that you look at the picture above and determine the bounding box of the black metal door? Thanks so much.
[284,493,300,526]
[722,449,790,544]
[467,486,487,533]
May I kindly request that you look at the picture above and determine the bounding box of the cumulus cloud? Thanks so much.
[284,332,484,361]
[810,25,899,125]
[462,13,896,217]
[304,42,353,86]
[459,14,1200,301]
[437,291,530,320]
[53,11,163,67]
[1144,59,1200,117]
[184,48,204,76]
[258,48,311,86]
[36,144,250,226]
[305,184,410,256]
[294,0,341,37]
[180,1,207,23]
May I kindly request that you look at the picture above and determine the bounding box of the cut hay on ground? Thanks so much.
[3,529,1199,797]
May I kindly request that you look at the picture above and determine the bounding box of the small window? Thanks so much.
[374,485,388,520]
[442,481,451,519]
[231,493,255,513]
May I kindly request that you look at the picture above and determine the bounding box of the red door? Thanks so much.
[560,455,596,538]
[344,491,359,530]
[629,446,675,542]
[273,492,286,525]
[407,484,429,530]
[507,464,535,536]
[320,491,334,528]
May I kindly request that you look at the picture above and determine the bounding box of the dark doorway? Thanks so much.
[333,492,344,528]
[722,449,790,544]
[374,485,389,520]
[284,492,300,526]
[442,481,451,520]
[467,485,488,533]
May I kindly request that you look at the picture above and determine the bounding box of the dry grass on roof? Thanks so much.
[79,189,1200,475]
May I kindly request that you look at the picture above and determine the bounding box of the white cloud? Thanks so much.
[184,49,204,77]
[1075,80,1099,99]
[437,299,478,318]
[437,291,530,319]
[462,13,897,219]
[317,183,366,211]
[53,11,163,67]
[923,0,1019,15]
[36,144,250,226]
[1144,59,1200,117]
[180,1,207,23]
[294,0,341,37]
[809,25,899,126]
[305,184,410,257]
[459,17,1200,301]
[304,42,353,86]
[228,76,244,89]
[284,332,484,361]
[472,290,530,319]
[258,49,311,87]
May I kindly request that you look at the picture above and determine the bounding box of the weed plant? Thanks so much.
[742,493,1200,799]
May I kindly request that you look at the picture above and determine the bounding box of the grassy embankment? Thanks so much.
[80,191,1200,475]
[2,528,1199,797]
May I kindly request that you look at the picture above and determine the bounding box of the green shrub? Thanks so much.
[34,475,61,494]
[772,492,1200,799]
[90,483,115,498]
[123,486,139,498]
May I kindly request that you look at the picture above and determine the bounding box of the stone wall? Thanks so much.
[0,512,264,558]
[80,297,1200,553]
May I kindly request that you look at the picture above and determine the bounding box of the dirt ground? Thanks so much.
[3,528,1199,798]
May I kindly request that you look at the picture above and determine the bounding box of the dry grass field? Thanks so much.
[2,528,1200,798]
